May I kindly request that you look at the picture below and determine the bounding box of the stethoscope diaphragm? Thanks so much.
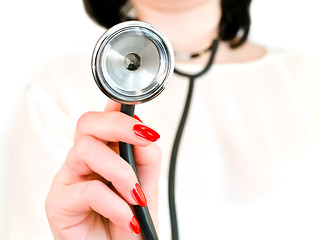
[91,21,175,239]
[92,21,174,104]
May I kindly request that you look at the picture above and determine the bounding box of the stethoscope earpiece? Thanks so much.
[92,21,174,105]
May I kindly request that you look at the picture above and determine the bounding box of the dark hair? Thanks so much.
[219,0,252,48]
[83,0,252,48]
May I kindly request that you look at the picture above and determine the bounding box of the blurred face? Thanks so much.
[129,0,221,54]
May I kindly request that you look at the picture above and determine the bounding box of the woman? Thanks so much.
[9,0,320,239]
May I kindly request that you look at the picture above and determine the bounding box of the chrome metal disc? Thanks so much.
[92,21,174,104]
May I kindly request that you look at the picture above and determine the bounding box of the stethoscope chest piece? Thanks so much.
[92,21,174,104]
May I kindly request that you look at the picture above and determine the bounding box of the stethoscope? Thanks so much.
[91,21,219,240]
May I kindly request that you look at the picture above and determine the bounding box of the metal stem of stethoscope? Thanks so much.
[92,21,174,240]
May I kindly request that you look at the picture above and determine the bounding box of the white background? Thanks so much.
[0,0,320,238]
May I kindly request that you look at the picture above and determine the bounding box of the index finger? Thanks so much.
[104,99,121,112]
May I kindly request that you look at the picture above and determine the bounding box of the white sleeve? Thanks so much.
[6,81,75,240]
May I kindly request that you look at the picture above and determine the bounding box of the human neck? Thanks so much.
[130,0,221,55]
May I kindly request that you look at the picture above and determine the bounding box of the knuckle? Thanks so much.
[84,180,110,208]
[73,135,96,159]
[66,135,98,173]
[76,111,94,135]
[85,180,104,197]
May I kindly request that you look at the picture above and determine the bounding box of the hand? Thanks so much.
[45,101,161,240]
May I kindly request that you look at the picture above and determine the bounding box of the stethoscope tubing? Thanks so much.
[169,38,220,240]
[119,104,159,240]
[92,20,218,240]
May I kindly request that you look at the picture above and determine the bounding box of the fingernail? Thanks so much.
[133,115,143,123]
[129,216,141,234]
[133,124,160,142]
[131,183,147,207]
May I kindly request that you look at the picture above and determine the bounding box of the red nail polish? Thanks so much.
[133,124,160,142]
[133,115,143,123]
[131,183,147,207]
[129,216,141,234]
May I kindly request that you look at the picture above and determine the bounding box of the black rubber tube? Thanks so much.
[168,77,195,240]
[119,104,159,240]
[169,38,220,240]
